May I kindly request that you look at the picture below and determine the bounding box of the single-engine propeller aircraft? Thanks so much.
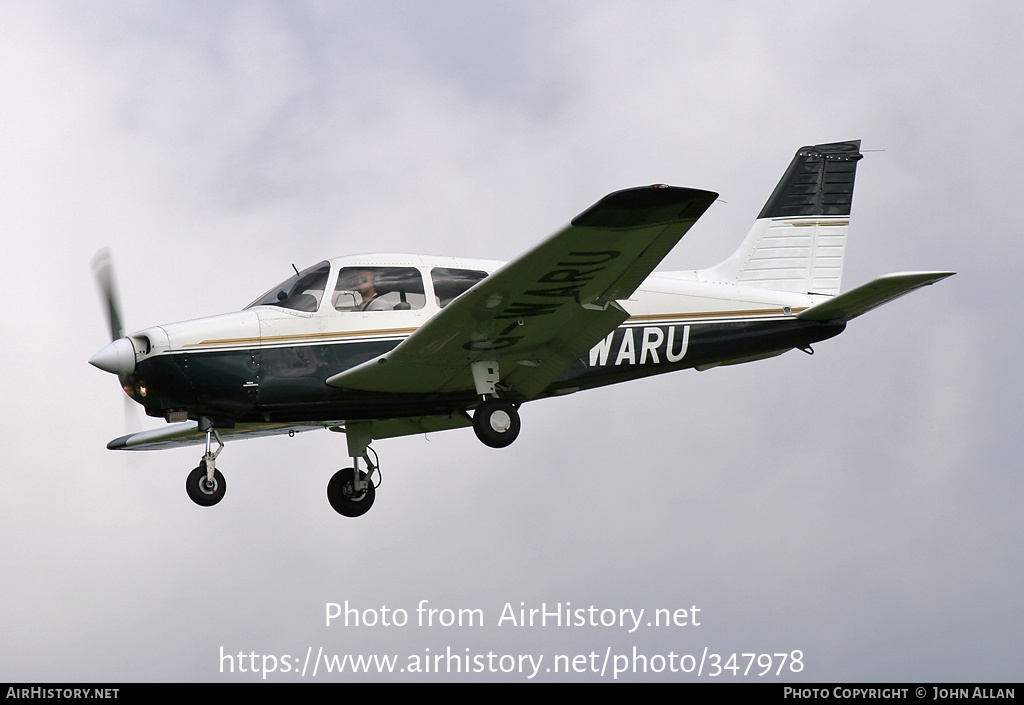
[90,140,953,517]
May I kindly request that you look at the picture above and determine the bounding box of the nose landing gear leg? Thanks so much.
[186,419,226,506]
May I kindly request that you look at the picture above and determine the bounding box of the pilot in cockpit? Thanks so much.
[356,270,394,311]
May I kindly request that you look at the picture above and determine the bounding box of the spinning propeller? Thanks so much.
[89,249,137,378]
[92,248,124,342]
[91,249,145,458]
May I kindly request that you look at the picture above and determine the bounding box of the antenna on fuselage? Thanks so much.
[291,263,300,277]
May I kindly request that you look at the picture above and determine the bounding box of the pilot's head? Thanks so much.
[356,270,377,299]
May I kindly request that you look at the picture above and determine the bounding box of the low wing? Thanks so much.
[326,185,718,399]
[107,413,474,451]
[797,271,954,322]
[369,412,472,440]
[106,421,332,451]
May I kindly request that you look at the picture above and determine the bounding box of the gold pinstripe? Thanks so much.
[182,327,418,349]
[179,308,808,350]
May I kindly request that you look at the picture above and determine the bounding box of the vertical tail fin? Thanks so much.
[706,140,863,295]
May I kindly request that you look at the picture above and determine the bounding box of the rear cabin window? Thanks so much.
[333,267,426,311]
[431,268,489,308]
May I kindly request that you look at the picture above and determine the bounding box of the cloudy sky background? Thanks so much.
[2,1,1020,682]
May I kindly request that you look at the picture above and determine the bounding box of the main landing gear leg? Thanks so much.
[186,418,226,506]
[470,360,521,448]
[327,421,377,517]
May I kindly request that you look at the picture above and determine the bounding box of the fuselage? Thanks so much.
[103,252,844,426]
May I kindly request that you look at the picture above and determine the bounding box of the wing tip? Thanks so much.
[571,186,718,229]
[106,434,131,451]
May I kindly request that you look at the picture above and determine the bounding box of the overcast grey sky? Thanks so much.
[2,1,1021,682]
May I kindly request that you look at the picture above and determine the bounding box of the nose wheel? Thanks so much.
[186,464,226,506]
[185,422,227,507]
[473,398,521,448]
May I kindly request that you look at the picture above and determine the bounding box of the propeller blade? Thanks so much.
[91,248,125,341]
[124,393,142,433]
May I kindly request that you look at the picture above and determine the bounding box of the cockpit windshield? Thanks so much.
[246,261,331,312]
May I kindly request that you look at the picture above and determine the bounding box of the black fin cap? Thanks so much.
[758,140,863,219]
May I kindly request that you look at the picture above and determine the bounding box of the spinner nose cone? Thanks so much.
[89,337,136,376]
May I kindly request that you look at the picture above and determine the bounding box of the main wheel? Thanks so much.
[473,398,521,448]
[186,464,226,507]
[327,467,376,517]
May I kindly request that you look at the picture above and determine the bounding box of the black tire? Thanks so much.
[472,399,521,448]
[186,464,226,507]
[327,467,376,517]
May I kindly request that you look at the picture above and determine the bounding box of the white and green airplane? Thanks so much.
[90,140,953,517]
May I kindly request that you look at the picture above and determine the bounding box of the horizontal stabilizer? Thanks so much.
[796,271,954,322]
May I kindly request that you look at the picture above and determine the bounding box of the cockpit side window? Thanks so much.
[333,267,425,311]
[431,268,489,308]
[246,262,331,312]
